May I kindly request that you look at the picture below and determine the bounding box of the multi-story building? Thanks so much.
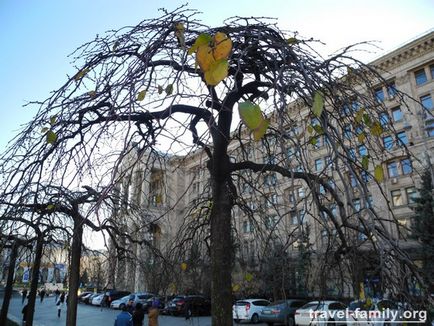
[110,30,434,297]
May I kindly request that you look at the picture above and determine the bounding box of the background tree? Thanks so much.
[0,7,430,325]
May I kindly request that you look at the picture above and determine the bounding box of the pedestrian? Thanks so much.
[39,288,46,303]
[114,305,133,326]
[148,301,159,326]
[56,292,66,318]
[21,288,28,304]
[54,288,60,303]
[132,302,145,326]
[22,303,28,325]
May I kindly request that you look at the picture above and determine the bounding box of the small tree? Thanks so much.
[412,169,434,288]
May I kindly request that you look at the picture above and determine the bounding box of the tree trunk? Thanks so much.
[66,219,83,326]
[210,178,233,326]
[26,235,44,326]
[0,241,18,326]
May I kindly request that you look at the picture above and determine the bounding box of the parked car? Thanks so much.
[106,290,131,305]
[78,292,93,303]
[347,299,403,325]
[259,299,306,325]
[294,300,347,326]
[84,293,101,305]
[167,295,211,316]
[91,294,105,306]
[110,295,131,309]
[233,299,271,324]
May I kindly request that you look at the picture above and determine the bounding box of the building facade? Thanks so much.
[110,31,434,297]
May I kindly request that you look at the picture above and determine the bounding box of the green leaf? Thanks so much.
[370,121,383,137]
[204,59,228,86]
[361,156,369,170]
[287,37,298,44]
[313,124,323,134]
[157,85,163,94]
[47,204,55,211]
[312,91,324,117]
[245,273,254,282]
[49,115,57,126]
[165,84,173,95]
[307,125,314,134]
[374,165,384,183]
[309,137,318,146]
[46,130,57,144]
[238,101,263,130]
[136,90,146,101]
[363,113,372,126]
[188,33,212,55]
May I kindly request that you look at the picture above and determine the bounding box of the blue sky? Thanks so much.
[0,0,433,150]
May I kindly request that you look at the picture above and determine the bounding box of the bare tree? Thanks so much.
[0,7,430,325]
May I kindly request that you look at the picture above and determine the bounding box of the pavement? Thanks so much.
[1,291,268,325]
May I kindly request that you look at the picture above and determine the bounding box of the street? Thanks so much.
[1,292,267,326]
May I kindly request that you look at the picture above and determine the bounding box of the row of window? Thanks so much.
[414,64,434,86]
[391,187,417,207]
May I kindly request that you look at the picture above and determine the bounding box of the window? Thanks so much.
[266,194,278,207]
[358,145,367,157]
[265,216,277,230]
[290,212,298,225]
[350,174,358,187]
[380,112,389,127]
[415,68,427,85]
[431,64,434,79]
[391,190,403,206]
[361,171,371,182]
[349,148,356,160]
[288,192,295,204]
[383,135,393,150]
[387,161,399,178]
[401,159,412,175]
[391,106,403,122]
[406,187,417,204]
[367,195,373,208]
[315,158,323,172]
[421,94,433,111]
[298,187,305,198]
[243,220,253,233]
[397,131,408,146]
[352,100,361,111]
[264,173,277,186]
[330,204,337,217]
[343,125,352,139]
[353,198,361,212]
[387,82,397,98]
[375,88,385,102]
[319,184,326,194]
[264,154,276,164]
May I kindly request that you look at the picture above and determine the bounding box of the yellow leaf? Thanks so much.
[312,91,324,117]
[245,273,254,282]
[46,130,57,144]
[355,109,364,124]
[232,284,240,292]
[374,165,384,183]
[252,119,270,141]
[41,127,49,133]
[74,68,89,81]
[307,125,314,134]
[287,37,298,44]
[370,121,383,137]
[188,33,212,55]
[175,23,186,49]
[136,90,146,101]
[180,262,187,271]
[212,32,232,60]
[196,45,215,72]
[204,59,228,86]
[357,132,366,143]
[238,101,263,130]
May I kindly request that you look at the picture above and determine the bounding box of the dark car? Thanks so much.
[106,290,131,305]
[144,296,165,312]
[259,299,306,326]
[167,295,211,316]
